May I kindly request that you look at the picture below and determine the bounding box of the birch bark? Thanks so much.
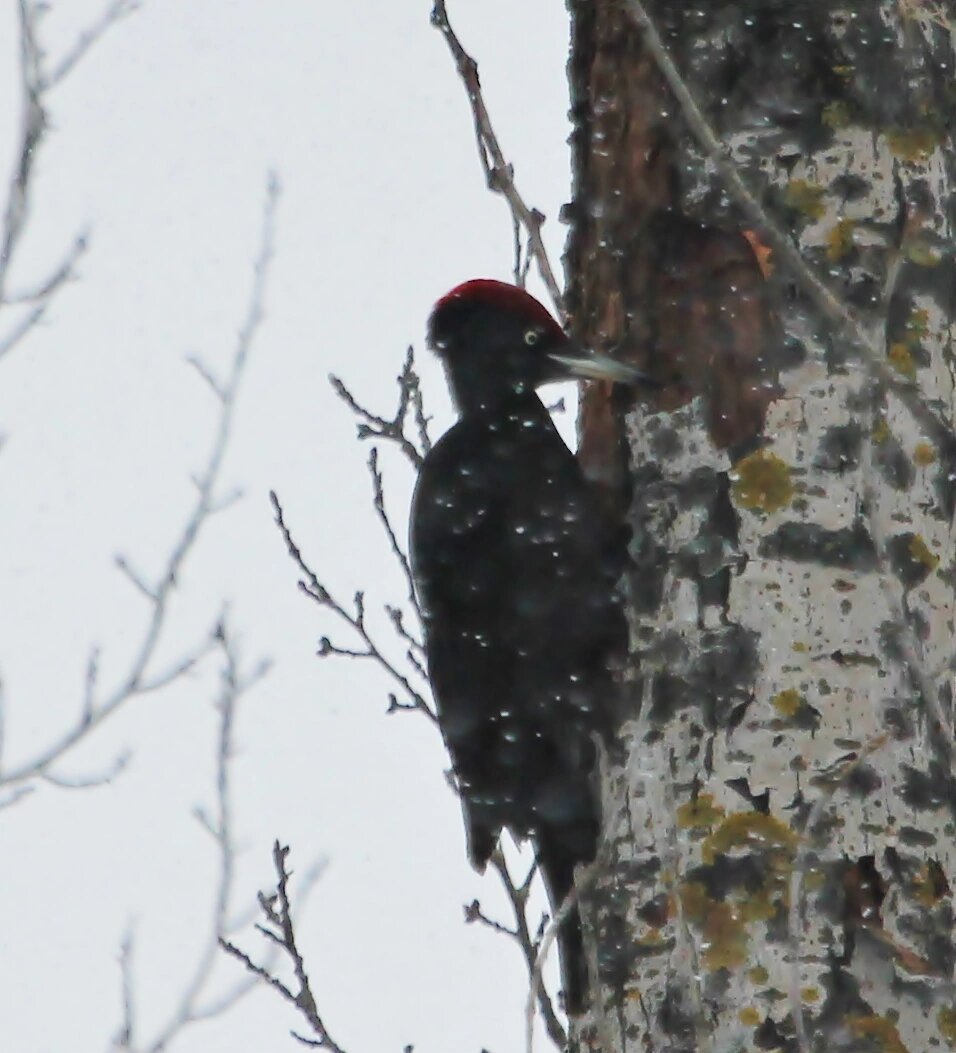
[566,5,956,1050]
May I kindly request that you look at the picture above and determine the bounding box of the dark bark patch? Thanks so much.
[886,531,940,589]
[814,422,862,473]
[759,521,877,570]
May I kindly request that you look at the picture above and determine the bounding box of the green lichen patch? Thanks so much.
[731,450,794,513]
[887,126,941,161]
[848,1014,909,1053]
[682,812,798,974]
[938,1006,956,1048]
[770,688,820,730]
[703,812,798,864]
[677,793,725,831]
[783,179,827,219]
[888,342,917,378]
[826,218,857,261]
[909,533,939,571]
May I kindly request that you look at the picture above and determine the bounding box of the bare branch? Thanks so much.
[221,842,348,1053]
[368,449,419,616]
[0,301,46,361]
[329,345,429,468]
[430,1,563,314]
[481,849,567,1051]
[113,623,277,1053]
[0,2,131,344]
[623,0,956,456]
[0,174,281,789]
[44,1,140,90]
[270,490,437,724]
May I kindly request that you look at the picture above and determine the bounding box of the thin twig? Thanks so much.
[0,2,130,338]
[329,346,428,468]
[44,1,140,89]
[221,842,348,1053]
[0,175,281,789]
[623,0,956,456]
[430,0,564,315]
[368,448,420,616]
[484,849,567,1051]
[112,624,277,1053]
[270,490,437,724]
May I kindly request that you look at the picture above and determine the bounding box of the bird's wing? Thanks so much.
[410,405,624,865]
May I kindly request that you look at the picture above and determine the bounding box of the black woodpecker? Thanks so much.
[410,279,637,1015]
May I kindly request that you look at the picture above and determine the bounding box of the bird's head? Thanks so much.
[428,279,646,415]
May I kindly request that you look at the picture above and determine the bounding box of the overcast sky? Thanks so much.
[0,2,579,1051]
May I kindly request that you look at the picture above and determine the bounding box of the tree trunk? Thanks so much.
[566,3,956,1050]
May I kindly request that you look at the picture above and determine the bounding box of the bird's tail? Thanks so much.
[536,829,591,1016]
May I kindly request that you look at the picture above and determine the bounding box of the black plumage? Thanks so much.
[410,280,631,1014]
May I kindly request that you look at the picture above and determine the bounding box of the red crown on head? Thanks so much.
[432,279,565,341]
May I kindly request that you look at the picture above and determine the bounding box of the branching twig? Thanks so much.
[221,842,348,1053]
[329,345,429,468]
[368,448,420,616]
[478,849,567,1051]
[0,174,281,790]
[113,624,273,1053]
[623,0,956,456]
[44,1,139,89]
[269,490,436,724]
[0,1,133,354]
[430,0,564,314]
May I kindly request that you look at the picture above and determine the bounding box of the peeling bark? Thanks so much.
[566,3,956,1051]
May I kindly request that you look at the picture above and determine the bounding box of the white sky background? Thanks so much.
[0,2,577,1051]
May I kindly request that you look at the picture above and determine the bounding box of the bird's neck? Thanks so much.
[445,357,544,419]
[451,383,550,424]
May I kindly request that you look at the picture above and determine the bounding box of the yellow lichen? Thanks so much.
[887,126,940,161]
[938,1006,956,1047]
[888,342,917,378]
[826,218,856,261]
[703,812,798,865]
[677,794,725,831]
[771,688,804,718]
[913,862,946,907]
[792,641,808,653]
[802,986,821,1003]
[914,443,936,466]
[909,534,939,571]
[731,450,794,513]
[784,179,827,219]
[738,1007,761,1027]
[748,965,769,985]
[848,1014,909,1053]
[906,239,941,267]
[679,881,709,923]
[700,901,748,970]
[908,308,930,337]
[873,417,892,445]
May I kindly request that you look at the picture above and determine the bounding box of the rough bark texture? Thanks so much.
[566,3,956,1051]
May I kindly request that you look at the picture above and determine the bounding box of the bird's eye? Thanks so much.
[524,328,540,346]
